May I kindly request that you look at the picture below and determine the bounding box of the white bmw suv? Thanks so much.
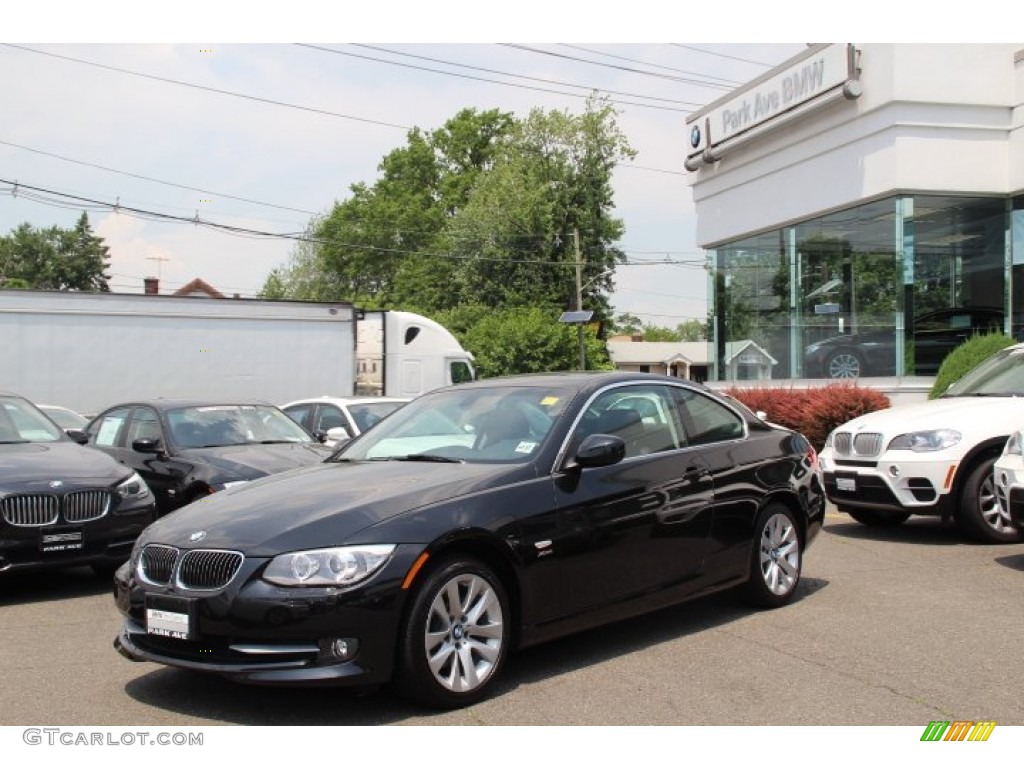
[819,342,1024,543]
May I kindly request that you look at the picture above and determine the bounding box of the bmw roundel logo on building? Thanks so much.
[690,125,702,149]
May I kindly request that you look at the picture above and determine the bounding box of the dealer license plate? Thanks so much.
[145,595,194,640]
[836,477,857,492]
[39,529,83,553]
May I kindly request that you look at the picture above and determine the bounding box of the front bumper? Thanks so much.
[0,505,155,574]
[112,545,421,687]
[819,448,959,517]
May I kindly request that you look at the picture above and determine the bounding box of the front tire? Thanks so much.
[743,504,803,608]
[957,457,1022,543]
[395,556,510,708]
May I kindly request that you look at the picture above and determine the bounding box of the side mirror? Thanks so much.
[326,426,353,443]
[132,437,162,454]
[66,429,90,445]
[573,434,626,468]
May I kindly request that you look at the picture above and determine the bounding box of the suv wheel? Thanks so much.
[958,457,1022,543]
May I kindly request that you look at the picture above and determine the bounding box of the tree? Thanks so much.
[263,98,635,331]
[436,304,611,378]
[0,213,110,291]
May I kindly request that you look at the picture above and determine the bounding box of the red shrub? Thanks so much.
[723,384,890,451]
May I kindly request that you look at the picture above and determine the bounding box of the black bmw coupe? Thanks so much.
[114,372,824,708]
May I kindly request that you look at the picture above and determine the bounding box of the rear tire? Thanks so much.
[743,504,803,608]
[395,556,509,709]
[957,457,1022,543]
[847,509,911,527]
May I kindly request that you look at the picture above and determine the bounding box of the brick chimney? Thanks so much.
[144,277,159,295]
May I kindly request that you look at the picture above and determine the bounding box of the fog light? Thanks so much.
[888,465,900,478]
[321,637,359,662]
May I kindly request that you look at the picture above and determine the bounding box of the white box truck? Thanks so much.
[0,290,474,415]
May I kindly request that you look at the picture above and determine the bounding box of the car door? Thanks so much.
[550,383,715,616]
[669,386,765,579]
[125,406,190,515]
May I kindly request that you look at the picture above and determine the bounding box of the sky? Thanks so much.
[1,6,997,330]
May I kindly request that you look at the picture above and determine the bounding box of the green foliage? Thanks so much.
[263,98,635,337]
[929,332,1016,399]
[435,304,611,378]
[0,213,110,291]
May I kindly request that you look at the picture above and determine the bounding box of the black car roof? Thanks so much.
[440,370,710,394]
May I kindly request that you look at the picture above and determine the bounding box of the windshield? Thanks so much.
[166,404,314,448]
[336,385,573,463]
[347,401,407,433]
[0,397,66,443]
[942,347,1024,397]
[41,406,89,430]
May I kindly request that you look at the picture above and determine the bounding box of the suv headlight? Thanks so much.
[116,472,151,501]
[1004,431,1023,456]
[263,544,395,587]
[887,429,962,452]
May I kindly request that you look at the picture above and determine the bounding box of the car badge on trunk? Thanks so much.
[189,531,207,543]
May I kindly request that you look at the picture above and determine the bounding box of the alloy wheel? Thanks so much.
[827,352,861,379]
[423,573,505,694]
[759,512,800,596]
[982,472,1015,535]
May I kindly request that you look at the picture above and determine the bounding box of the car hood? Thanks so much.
[139,460,531,555]
[838,396,1024,440]
[0,441,131,489]
[175,442,332,480]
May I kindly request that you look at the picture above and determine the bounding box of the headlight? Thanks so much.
[263,544,395,587]
[887,429,962,452]
[116,472,151,500]
[1004,431,1024,456]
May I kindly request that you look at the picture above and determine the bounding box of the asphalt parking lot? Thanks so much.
[1,509,1022,727]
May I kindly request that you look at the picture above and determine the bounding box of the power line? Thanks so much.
[1,177,710,270]
[668,44,779,68]
[501,44,736,93]
[0,138,322,216]
[296,44,695,113]
[557,44,744,86]
[343,44,702,108]
[0,44,412,131]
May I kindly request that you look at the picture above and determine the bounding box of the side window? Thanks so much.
[450,361,474,384]
[315,405,348,433]
[91,407,132,448]
[671,388,744,446]
[127,407,162,445]
[283,404,312,429]
[572,386,682,459]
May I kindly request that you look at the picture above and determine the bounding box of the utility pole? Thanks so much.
[574,228,585,370]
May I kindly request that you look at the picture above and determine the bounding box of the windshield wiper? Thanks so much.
[393,454,463,463]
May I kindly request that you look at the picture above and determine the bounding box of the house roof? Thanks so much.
[173,278,225,298]
[606,339,778,368]
[606,341,696,366]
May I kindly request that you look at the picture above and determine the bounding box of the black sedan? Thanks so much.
[0,392,156,576]
[803,306,1004,378]
[113,373,824,708]
[87,400,333,516]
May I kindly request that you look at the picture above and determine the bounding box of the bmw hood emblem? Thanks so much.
[49,480,64,488]
[189,530,208,543]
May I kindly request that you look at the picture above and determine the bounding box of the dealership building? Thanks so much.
[684,43,1024,382]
